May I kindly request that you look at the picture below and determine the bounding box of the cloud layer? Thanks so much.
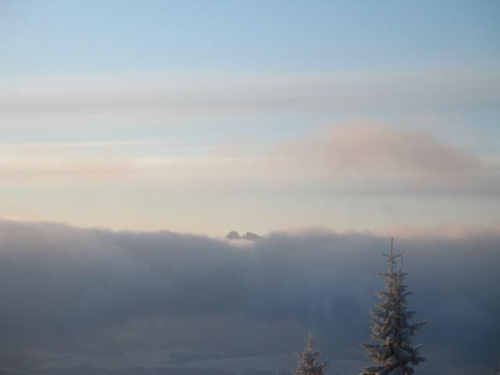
[0,219,498,374]
[1,70,499,118]
[1,122,498,196]
[276,122,484,182]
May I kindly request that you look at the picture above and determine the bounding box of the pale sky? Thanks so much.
[1,0,499,235]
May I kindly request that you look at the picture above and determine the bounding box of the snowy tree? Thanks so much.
[294,332,326,375]
[361,238,428,375]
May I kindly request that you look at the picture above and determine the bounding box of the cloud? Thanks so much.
[0,157,273,185]
[0,219,498,374]
[276,121,485,182]
[0,159,136,183]
[0,140,166,152]
[373,223,500,240]
[1,70,499,123]
[1,122,498,198]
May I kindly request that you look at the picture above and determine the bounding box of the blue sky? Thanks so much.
[2,0,500,73]
[0,1,499,235]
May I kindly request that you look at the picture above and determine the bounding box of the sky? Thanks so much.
[1,0,500,235]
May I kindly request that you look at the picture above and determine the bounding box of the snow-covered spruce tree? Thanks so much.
[294,332,326,375]
[361,238,428,375]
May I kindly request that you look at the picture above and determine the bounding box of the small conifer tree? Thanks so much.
[294,332,326,375]
[361,238,428,375]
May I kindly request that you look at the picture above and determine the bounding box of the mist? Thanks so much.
[0,219,499,373]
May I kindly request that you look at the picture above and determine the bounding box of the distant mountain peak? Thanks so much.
[226,230,241,240]
[226,231,262,241]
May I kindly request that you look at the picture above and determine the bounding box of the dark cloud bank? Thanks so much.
[0,220,499,374]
